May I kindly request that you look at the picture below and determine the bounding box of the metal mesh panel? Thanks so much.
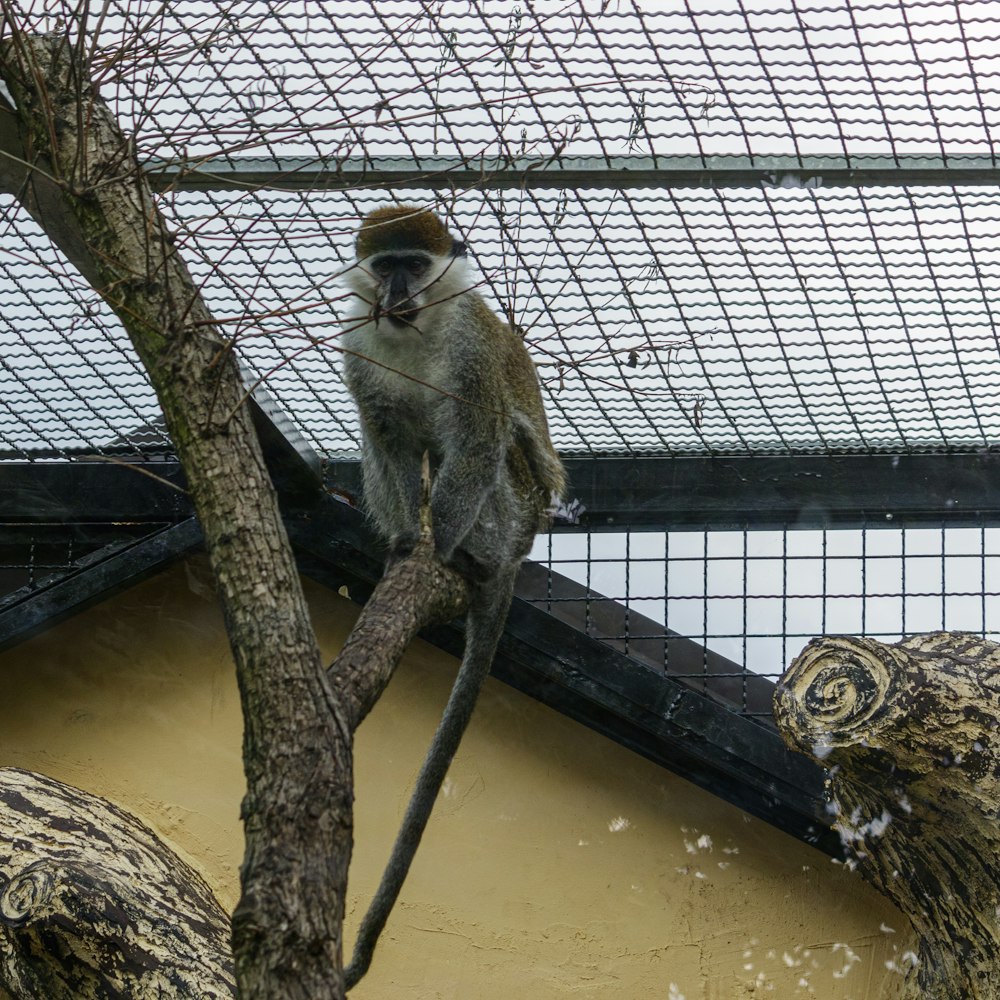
[4,182,1000,458]
[528,522,1000,722]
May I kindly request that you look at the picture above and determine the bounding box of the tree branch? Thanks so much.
[329,459,469,728]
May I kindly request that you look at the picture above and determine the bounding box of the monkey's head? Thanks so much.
[351,205,469,331]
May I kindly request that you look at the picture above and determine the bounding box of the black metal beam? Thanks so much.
[286,494,837,855]
[514,560,776,721]
[144,153,1000,193]
[6,453,1000,533]
[6,452,998,532]
[328,452,1000,531]
[562,452,1000,530]
[0,461,190,522]
[0,518,202,651]
[492,594,836,854]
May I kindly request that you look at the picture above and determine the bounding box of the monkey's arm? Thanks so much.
[429,395,508,568]
[359,420,423,557]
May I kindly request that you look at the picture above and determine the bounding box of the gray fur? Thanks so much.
[341,213,564,987]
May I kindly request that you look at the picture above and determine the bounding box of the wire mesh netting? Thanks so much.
[528,521,1000,720]
[2,0,999,459]
[5,182,1000,458]
[2,1,1000,722]
[0,522,175,605]
[63,0,1000,163]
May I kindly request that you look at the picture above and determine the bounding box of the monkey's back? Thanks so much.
[463,297,566,511]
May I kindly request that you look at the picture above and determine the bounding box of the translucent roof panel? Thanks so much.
[2,1,999,459]
[82,0,1000,163]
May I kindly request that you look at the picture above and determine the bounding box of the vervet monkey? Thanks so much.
[341,205,565,985]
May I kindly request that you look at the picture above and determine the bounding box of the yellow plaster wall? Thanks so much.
[0,556,909,998]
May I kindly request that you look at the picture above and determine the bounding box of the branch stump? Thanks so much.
[0,768,234,999]
[774,631,1000,1000]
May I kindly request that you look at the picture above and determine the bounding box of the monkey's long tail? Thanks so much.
[344,566,518,990]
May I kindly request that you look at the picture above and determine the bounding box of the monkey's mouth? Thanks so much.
[373,299,420,328]
[376,306,419,328]
[387,309,418,326]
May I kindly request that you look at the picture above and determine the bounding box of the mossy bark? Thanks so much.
[775,631,1000,1000]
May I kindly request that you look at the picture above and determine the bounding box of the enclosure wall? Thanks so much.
[0,557,906,998]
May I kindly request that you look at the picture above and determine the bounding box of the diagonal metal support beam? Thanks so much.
[0,518,202,651]
[491,590,835,854]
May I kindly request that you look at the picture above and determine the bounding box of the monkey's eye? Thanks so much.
[406,257,429,276]
[371,259,394,277]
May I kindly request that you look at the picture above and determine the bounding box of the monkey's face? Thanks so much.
[367,252,434,328]
[352,244,468,333]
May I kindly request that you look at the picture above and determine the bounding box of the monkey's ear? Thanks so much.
[451,240,467,258]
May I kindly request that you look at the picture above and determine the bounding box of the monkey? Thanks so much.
[340,205,565,986]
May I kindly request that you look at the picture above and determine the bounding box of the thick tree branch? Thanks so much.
[774,631,1000,1000]
[0,28,349,998]
[329,467,469,728]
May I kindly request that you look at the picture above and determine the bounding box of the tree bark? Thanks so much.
[0,29,349,996]
[330,533,469,731]
[0,22,471,997]
[0,768,235,999]
[774,631,1000,1000]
